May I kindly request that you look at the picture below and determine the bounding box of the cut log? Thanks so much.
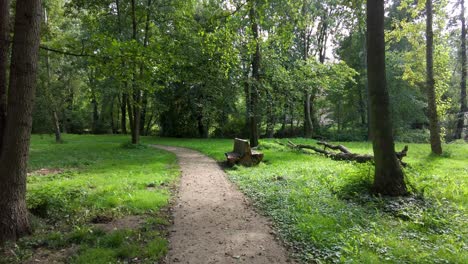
[225,138,264,167]
[277,140,408,166]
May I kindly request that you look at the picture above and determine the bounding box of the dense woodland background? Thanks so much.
[31,0,467,143]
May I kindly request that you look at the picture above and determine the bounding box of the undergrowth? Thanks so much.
[1,134,179,264]
[150,137,467,264]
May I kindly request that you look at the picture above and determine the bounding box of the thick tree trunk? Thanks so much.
[0,0,10,153]
[426,0,443,154]
[0,0,42,243]
[367,0,407,196]
[249,1,260,147]
[456,0,467,139]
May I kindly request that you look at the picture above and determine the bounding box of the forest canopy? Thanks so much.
[31,0,467,143]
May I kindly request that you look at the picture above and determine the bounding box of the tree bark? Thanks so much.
[44,9,61,143]
[0,0,42,243]
[121,92,127,134]
[456,0,467,139]
[367,0,407,196]
[426,0,443,154]
[0,0,10,153]
[130,0,141,144]
[249,1,260,147]
[304,91,313,137]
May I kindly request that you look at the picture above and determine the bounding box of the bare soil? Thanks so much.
[153,145,294,264]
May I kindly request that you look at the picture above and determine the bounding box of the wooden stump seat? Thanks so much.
[225,138,264,167]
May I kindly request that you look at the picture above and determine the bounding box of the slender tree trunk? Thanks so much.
[46,52,61,142]
[249,1,260,147]
[145,113,153,135]
[53,111,61,142]
[130,0,140,144]
[301,2,313,138]
[140,91,148,136]
[304,91,313,137]
[0,0,10,153]
[110,95,116,134]
[91,87,99,133]
[138,0,151,138]
[121,92,127,134]
[0,0,42,243]
[426,0,443,154]
[131,90,141,144]
[44,10,61,143]
[367,0,407,196]
[127,95,134,133]
[290,101,294,132]
[456,0,467,139]
[243,64,250,135]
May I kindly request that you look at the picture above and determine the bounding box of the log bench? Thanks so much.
[225,138,264,167]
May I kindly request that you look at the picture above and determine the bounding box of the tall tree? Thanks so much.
[367,0,407,196]
[455,0,467,139]
[426,0,443,154]
[0,0,10,153]
[0,0,42,243]
[249,0,260,147]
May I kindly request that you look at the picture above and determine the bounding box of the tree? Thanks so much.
[0,0,10,153]
[367,0,407,196]
[249,0,260,147]
[0,0,42,243]
[426,0,443,154]
[455,0,467,139]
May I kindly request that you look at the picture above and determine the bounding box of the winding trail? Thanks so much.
[153,145,294,264]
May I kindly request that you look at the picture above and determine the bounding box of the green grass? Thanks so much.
[148,137,468,264]
[2,134,179,264]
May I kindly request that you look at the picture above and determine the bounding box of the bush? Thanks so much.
[395,129,430,143]
[212,116,247,138]
[321,129,368,142]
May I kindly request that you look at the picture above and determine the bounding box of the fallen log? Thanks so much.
[277,140,408,166]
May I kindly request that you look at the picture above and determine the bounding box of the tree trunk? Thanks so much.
[0,0,42,243]
[130,0,140,144]
[121,92,127,134]
[140,91,148,136]
[304,91,313,137]
[426,0,443,154]
[0,0,10,153]
[44,12,61,143]
[456,0,467,139]
[367,0,407,196]
[91,87,99,134]
[243,64,250,135]
[249,1,260,147]
[53,111,61,142]
[127,95,134,132]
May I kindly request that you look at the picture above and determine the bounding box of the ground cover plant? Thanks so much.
[1,135,179,264]
[150,137,468,263]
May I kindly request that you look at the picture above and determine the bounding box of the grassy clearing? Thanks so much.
[149,137,468,263]
[2,134,179,264]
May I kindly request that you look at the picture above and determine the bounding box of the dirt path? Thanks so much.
[153,145,294,264]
